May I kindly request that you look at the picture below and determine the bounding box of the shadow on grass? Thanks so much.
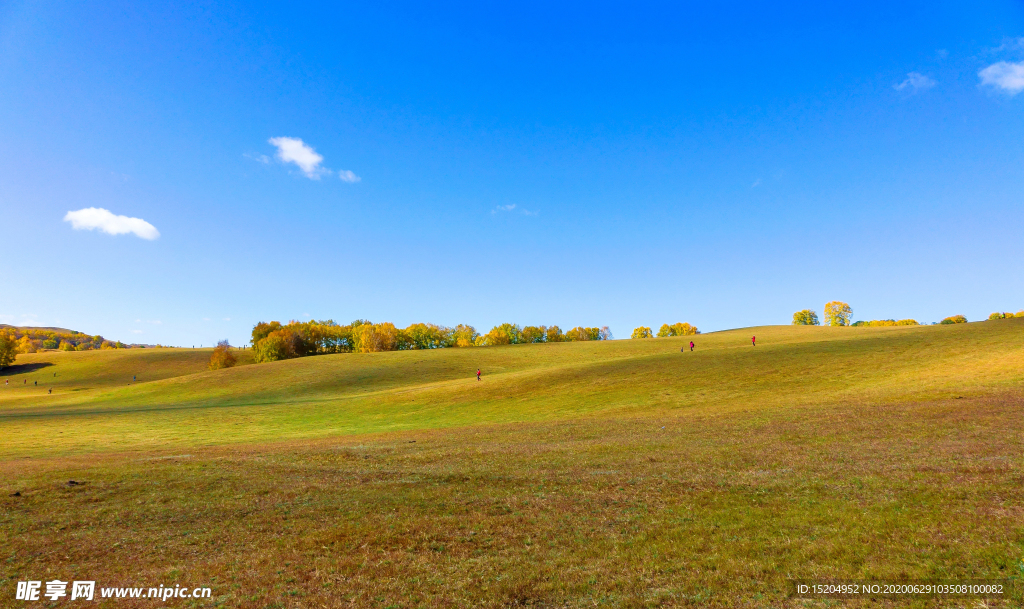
[1,362,55,375]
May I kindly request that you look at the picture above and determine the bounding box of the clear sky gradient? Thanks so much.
[2,1,1023,346]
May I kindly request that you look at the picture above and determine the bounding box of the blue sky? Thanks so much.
[2,1,1023,346]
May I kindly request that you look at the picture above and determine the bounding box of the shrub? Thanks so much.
[988,312,1014,320]
[940,315,968,324]
[853,319,919,327]
[209,340,237,370]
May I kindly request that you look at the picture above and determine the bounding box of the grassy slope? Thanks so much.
[1,322,1023,607]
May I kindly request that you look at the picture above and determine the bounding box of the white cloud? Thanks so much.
[492,204,516,214]
[244,152,271,164]
[751,178,761,188]
[268,137,326,179]
[979,61,1024,94]
[64,207,159,240]
[223,317,231,321]
[338,169,361,183]
[132,330,143,334]
[894,72,936,93]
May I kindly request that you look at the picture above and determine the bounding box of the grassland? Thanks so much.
[2,322,1023,607]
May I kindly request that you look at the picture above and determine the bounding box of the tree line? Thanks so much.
[630,323,699,339]
[0,326,134,354]
[250,320,612,363]
[793,302,1024,326]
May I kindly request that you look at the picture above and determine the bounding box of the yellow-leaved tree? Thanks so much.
[0,332,17,369]
[657,322,700,337]
[792,310,820,325]
[209,340,237,370]
[356,322,399,352]
[631,327,653,339]
[823,301,853,326]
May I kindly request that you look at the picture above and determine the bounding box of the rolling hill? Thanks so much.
[1,321,1022,606]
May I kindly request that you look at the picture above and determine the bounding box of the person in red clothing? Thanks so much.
[476,369,481,381]
[689,341,694,352]
[751,335,756,346]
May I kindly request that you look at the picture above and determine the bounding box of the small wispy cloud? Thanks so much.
[244,152,271,164]
[491,203,538,217]
[269,137,327,179]
[987,37,1024,55]
[64,207,159,240]
[338,169,361,183]
[979,61,1024,95]
[132,329,143,334]
[936,49,948,59]
[751,178,761,188]
[223,317,231,321]
[894,72,936,93]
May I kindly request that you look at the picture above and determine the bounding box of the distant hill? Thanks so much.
[0,324,150,351]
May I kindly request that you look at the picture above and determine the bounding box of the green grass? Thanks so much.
[2,321,1023,607]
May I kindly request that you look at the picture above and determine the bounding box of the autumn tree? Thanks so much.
[657,322,699,336]
[631,327,654,339]
[0,332,16,369]
[823,301,853,326]
[545,326,564,342]
[452,324,478,347]
[253,334,289,362]
[209,340,237,370]
[792,310,820,325]
[988,312,1014,320]
[941,315,967,324]
[356,322,399,352]
[521,326,547,343]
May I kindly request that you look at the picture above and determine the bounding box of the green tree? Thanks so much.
[792,310,820,325]
[253,335,288,362]
[631,327,654,339]
[823,301,853,326]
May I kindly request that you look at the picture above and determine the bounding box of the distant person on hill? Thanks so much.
[476,369,481,381]
[690,341,694,352]
[133,375,136,381]
[751,335,756,346]
[48,388,51,394]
